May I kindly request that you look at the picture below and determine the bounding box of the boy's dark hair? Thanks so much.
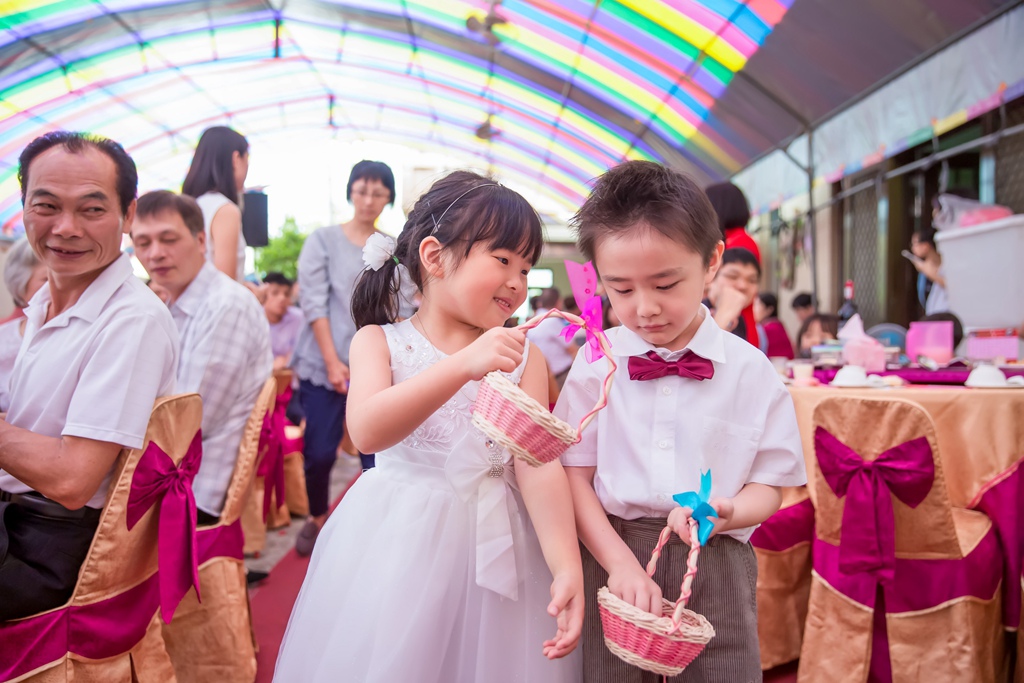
[347,160,396,206]
[704,181,751,237]
[792,292,814,310]
[571,161,721,266]
[264,271,294,287]
[136,190,204,237]
[758,292,778,317]
[720,247,761,277]
[920,312,964,349]
[19,131,138,217]
[182,126,248,205]
[351,171,543,328]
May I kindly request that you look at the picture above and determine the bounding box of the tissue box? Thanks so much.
[842,338,887,373]
[967,329,1020,361]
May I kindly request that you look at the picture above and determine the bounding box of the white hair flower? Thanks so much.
[362,232,398,271]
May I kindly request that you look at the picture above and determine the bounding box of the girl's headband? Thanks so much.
[430,183,500,235]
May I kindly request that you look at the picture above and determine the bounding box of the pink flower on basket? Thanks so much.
[563,259,606,362]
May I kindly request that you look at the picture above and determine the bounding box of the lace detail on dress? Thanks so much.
[381,320,529,455]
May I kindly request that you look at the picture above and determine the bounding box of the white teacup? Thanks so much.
[832,365,868,387]
[966,364,1008,388]
[790,361,815,381]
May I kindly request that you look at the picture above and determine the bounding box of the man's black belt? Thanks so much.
[0,490,102,521]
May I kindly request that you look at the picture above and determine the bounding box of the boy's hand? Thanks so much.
[715,285,750,318]
[607,561,663,616]
[458,327,526,380]
[542,571,584,659]
[668,498,736,540]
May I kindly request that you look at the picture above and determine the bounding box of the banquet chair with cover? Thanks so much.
[798,396,1005,683]
[241,370,300,555]
[0,393,203,683]
[161,377,276,683]
[751,485,814,669]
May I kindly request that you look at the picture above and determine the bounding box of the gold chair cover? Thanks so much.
[797,396,1004,683]
[14,394,202,683]
[160,377,275,683]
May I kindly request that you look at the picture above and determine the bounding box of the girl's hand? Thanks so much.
[667,497,736,540]
[457,327,526,380]
[542,571,584,659]
[607,561,663,616]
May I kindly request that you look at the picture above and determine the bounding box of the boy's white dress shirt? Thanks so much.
[555,305,806,542]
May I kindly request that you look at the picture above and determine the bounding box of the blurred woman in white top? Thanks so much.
[0,238,48,411]
[182,126,249,282]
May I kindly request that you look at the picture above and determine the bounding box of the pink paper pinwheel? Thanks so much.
[562,260,606,362]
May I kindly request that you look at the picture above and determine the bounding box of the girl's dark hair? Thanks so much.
[758,292,779,318]
[704,181,751,237]
[347,160,396,206]
[352,171,544,328]
[796,313,839,356]
[182,126,249,205]
[704,181,753,237]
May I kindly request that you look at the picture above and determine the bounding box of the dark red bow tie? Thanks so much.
[627,350,714,382]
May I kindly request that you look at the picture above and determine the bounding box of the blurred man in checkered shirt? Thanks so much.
[132,190,272,525]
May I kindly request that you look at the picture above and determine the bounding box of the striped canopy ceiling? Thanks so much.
[0,0,794,234]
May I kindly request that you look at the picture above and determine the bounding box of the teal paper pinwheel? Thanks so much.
[672,470,719,546]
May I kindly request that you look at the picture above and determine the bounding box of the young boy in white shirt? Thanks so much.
[555,161,806,682]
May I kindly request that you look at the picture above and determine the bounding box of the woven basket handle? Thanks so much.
[515,308,616,439]
[644,519,702,630]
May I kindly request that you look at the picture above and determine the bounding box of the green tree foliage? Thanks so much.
[255,217,306,280]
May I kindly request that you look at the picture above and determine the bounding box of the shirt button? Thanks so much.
[662,386,671,396]
[656,493,668,503]
[658,440,669,449]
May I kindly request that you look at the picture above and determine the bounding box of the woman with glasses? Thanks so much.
[290,160,400,557]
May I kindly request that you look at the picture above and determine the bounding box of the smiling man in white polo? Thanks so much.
[0,132,179,621]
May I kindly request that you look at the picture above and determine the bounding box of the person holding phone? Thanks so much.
[909,228,949,315]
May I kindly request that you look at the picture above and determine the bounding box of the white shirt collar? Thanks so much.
[604,305,727,364]
[25,252,135,329]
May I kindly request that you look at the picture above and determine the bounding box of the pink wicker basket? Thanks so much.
[598,519,715,677]
[471,308,615,467]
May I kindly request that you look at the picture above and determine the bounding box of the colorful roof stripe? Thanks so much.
[0,0,793,235]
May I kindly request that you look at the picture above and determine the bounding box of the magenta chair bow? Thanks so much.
[257,387,292,521]
[126,430,203,622]
[815,427,935,584]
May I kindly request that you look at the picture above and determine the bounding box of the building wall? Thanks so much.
[995,100,1024,212]
[751,182,836,342]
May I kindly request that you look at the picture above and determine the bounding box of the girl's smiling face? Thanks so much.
[438,241,531,330]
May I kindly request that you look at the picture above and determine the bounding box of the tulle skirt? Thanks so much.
[273,465,581,683]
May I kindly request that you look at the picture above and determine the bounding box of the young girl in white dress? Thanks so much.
[273,171,584,683]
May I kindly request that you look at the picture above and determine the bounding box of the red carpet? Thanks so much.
[251,471,360,683]
[249,468,799,682]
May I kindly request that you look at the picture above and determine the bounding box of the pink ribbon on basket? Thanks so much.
[257,387,291,521]
[815,427,934,584]
[562,260,606,362]
[126,430,203,623]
